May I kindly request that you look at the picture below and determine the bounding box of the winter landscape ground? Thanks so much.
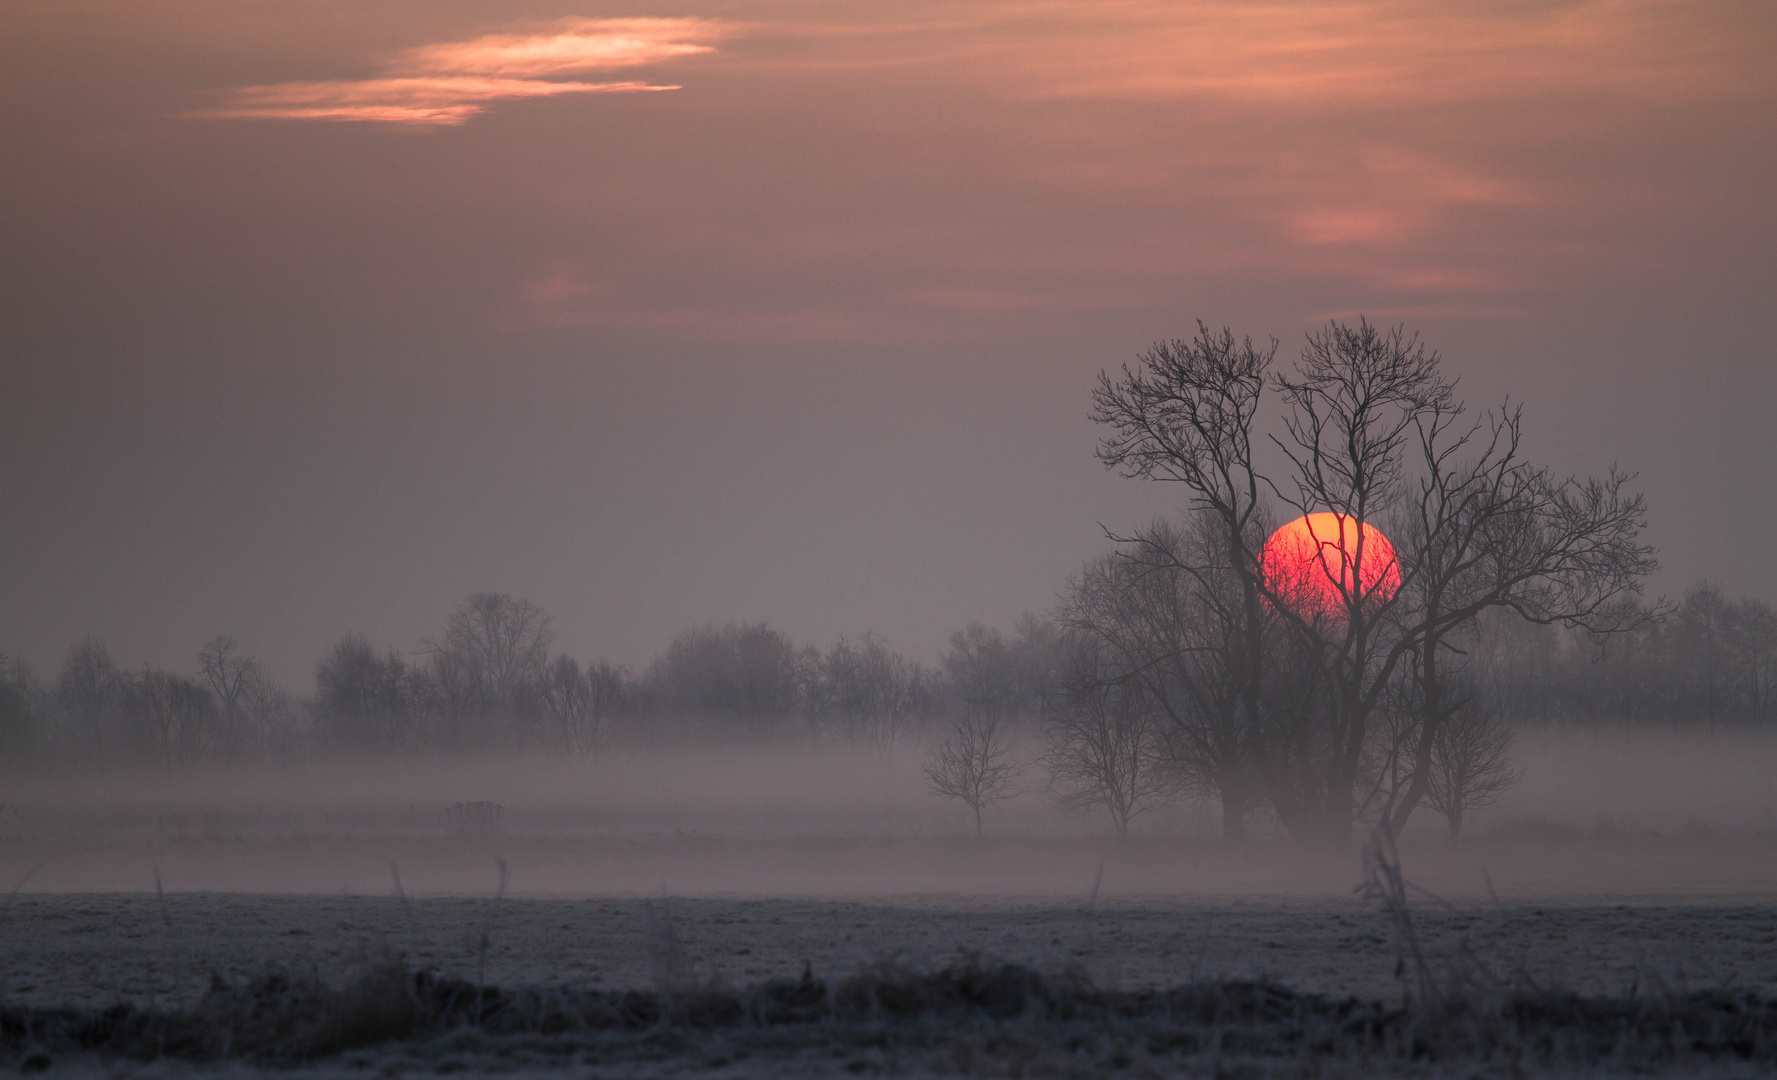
[5,732,1777,1076]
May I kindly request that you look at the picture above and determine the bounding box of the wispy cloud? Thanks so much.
[983,0,1769,106]
[207,77,676,126]
[200,17,725,126]
[401,17,718,78]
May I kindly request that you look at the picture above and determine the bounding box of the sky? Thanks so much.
[2,0,1774,688]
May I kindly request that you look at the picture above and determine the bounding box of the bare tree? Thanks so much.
[805,634,929,749]
[652,622,801,733]
[199,635,261,758]
[1060,515,1266,840]
[1256,321,1455,843]
[1091,325,1278,839]
[1092,317,1658,845]
[416,646,477,744]
[0,653,42,767]
[54,638,126,761]
[1042,635,1175,836]
[540,654,623,758]
[429,593,553,726]
[1420,678,1518,842]
[122,666,218,766]
[941,620,1056,726]
[315,634,411,752]
[1381,402,1658,833]
[240,667,304,758]
[924,705,1021,835]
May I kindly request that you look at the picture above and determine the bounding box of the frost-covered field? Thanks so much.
[6,829,1777,1078]
[6,880,1777,1077]
[7,889,1777,1009]
[5,736,1777,1075]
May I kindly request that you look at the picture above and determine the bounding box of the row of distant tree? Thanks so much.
[0,598,1061,768]
[0,579,1767,767]
[1475,583,1775,726]
[921,581,1773,843]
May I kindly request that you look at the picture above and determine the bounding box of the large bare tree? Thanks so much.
[1251,321,1454,843]
[1091,324,1276,837]
[1379,402,1658,832]
[1093,317,1658,845]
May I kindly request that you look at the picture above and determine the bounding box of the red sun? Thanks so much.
[1260,513,1400,617]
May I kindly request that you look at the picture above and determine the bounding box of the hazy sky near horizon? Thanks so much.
[3,0,1774,686]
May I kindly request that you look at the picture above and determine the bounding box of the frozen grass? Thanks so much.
[6,817,1774,1074]
[4,948,1775,1074]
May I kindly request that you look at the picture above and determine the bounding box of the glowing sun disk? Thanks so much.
[1261,513,1399,616]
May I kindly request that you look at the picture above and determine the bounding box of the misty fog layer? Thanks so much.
[3,730,1774,900]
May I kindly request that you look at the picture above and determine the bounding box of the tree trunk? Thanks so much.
[1389,633,1445,836]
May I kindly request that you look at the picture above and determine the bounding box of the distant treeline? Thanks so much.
[1473,583,1775,726]
[0,595,1057,768]
[0,581,1768,773]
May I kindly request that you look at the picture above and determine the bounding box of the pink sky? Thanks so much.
[2,0,1773,682]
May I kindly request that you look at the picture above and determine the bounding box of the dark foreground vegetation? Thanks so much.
[1,835,1769,1075]
[6,954,1774,1076]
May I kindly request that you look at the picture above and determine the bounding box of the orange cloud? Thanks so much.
[207,77,675,126]
[201,17,724,126]
[401,18,720,78]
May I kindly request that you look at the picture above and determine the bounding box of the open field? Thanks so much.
[6,829,1777,1077]
[4,735,1777,1074]
[7,887,1777,1008]
[6,881,1777,1077]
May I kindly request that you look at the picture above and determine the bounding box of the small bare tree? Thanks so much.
[924,705,1021,835]
[1043,636,1176,837]
[1422,687,1517,842]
